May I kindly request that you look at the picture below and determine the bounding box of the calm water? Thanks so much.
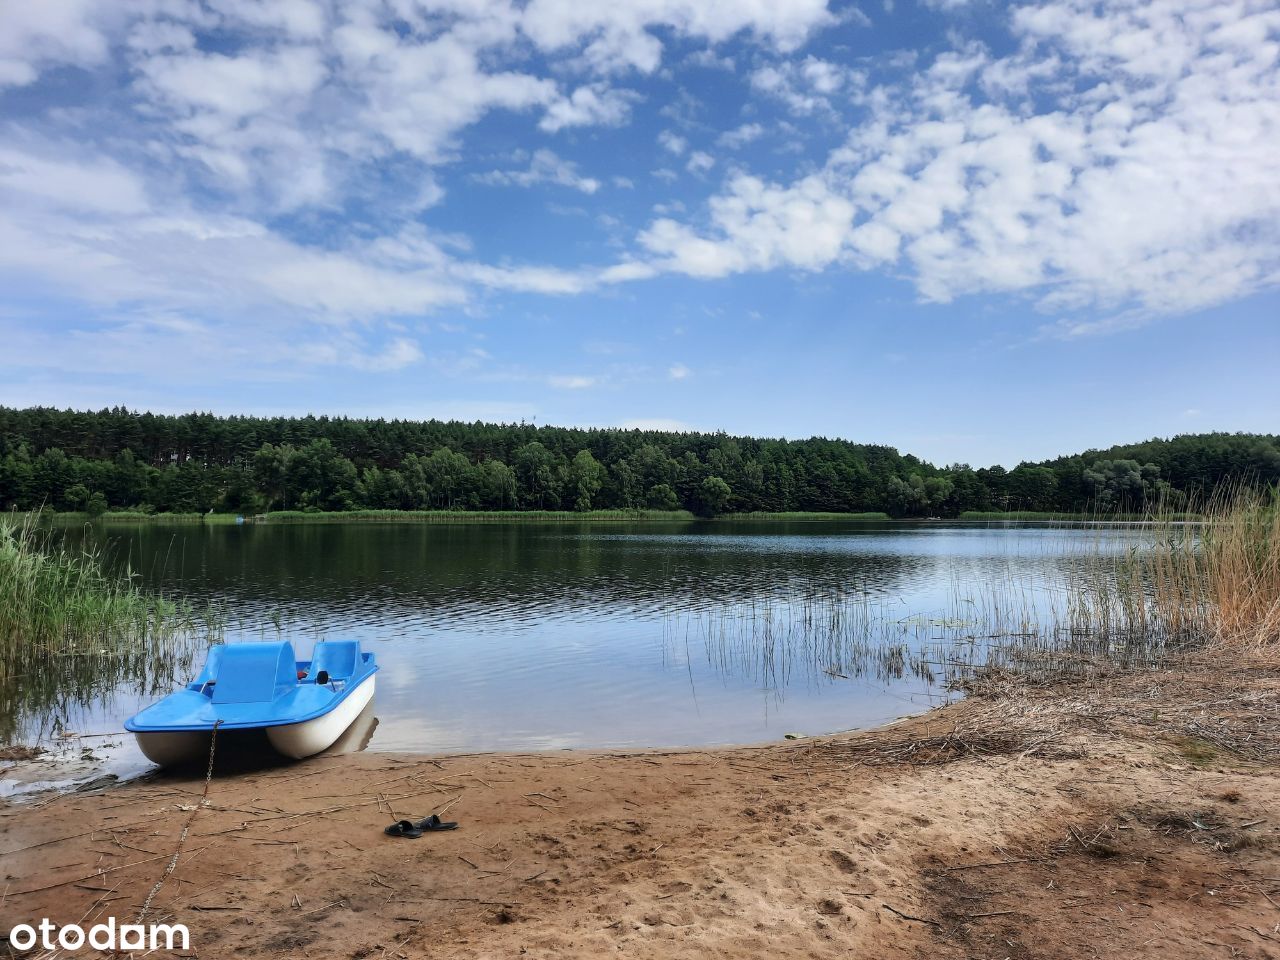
[9,521,1157,782]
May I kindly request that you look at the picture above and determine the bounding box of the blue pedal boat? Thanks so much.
[125,640,378,766]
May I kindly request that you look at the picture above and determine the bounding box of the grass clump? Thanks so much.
[1170,736,1219,766]
[0,515,220,740]
[1107,485,1280,654]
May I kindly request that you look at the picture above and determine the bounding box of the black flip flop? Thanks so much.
[416,814,458,832]
[384,819,424,839]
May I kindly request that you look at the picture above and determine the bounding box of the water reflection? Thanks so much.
[9,521,1165,765]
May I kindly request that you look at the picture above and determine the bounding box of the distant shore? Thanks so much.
[30,508,1179,524]
[40,509,897,524]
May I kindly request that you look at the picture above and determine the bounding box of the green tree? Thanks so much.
[422,447,471,509]
[286,439,357,511]
[645,483,680,510]
[1007,464,1058,511]
[1082,459,1159,511]
[514,442,561,508]
[887,475,928,517]
[471,460,517,509]
[567,450,606,511]
[697,476,732,516]
[253,443,292,510]
[356,465,407,509]
[64,482,91,511]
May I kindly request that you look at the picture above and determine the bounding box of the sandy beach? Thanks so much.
[2,657,1277,960]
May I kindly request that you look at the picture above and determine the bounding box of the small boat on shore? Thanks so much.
[125,640,378,767]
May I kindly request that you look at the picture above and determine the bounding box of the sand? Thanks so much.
[2,657,1278,959]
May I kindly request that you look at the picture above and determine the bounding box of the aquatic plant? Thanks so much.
[1126,485,1280,653]
[0,515,220,741]
[665,487,1280,698]
[258,508,695,523]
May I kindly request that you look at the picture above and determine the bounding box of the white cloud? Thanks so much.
[639,174,856,277]
[686,151,715,174]
[540,84,634,132]
[520,0,835,72]
[0,0,113,89]
[138,45,327,118]
[476,149,601,193]
[668,363,692,380]
[549,374,598,389]
[0,144,151,215]
[658,129,688,154]
[461,263,593,295]
[636,0,1280,324]
[302,335,425,372]
[750,56,863,114]
[207,0,328,39]
[686,48,736,70]
[717,122,765,148]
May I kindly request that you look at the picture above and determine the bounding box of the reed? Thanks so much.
[665,487,1280,698]
[959,510,1153,521]
[719,511,891,521]
[0,515,220,740]
[1127,485,1280,653]
[257,508,696,523]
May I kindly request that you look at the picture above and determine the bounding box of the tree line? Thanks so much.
[0,407,1277,518]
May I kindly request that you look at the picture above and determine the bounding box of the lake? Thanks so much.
[8,520,1160,784]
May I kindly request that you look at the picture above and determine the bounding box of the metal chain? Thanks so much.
[136,719,221,923]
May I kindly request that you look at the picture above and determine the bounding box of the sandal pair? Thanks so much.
[384,814,458,838]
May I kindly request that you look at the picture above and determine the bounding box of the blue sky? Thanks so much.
[1,0,1277,467]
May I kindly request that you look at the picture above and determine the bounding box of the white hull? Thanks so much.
[134,730,211,767]
[267,674,377,759]
[132,674,377,766]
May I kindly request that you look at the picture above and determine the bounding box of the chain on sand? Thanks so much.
[136,719,221,923]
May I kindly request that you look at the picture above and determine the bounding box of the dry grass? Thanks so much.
[1110,486,1280,653]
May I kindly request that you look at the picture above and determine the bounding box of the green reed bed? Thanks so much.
[40,511,243,524]
[958,510,1140,521]
[259,508,696,523]
[958,510,1201,522]
[719,512,891,521]
[0,516,220,741]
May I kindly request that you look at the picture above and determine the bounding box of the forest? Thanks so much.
[0,407,1277,518]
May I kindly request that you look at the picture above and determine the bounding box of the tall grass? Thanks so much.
[0,515,220,741]
[720,512,891,521]
[1112,485,1280,653]
[258,508,696,523]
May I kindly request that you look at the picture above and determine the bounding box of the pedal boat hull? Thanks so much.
[126,640,378,767]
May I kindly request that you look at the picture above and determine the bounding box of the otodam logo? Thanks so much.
[7,918,190,952]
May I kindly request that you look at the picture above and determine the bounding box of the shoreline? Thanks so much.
[31,509,1177,525]
[2,654,1275,959]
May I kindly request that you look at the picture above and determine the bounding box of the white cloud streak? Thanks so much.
[476,149,602,194]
